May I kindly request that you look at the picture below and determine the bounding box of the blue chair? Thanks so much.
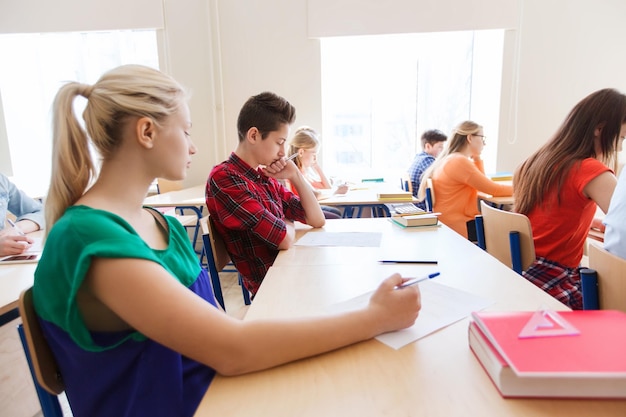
[475,201,535,274]
[18,288,65,417]
[201,216,251,308]
[425,178,435,213]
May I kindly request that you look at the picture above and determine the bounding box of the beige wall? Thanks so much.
[213,0,626,180]
[2,0,626,185]
[499,0,626,171]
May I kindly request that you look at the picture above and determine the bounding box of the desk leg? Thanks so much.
[175,205,204,255]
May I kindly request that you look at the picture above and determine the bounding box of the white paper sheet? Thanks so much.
[329,280,494,349]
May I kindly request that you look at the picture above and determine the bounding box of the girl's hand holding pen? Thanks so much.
[0,234,33,257]
[0,220,34,256]
[368,273,422,334]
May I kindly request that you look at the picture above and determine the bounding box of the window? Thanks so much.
[320,30,504,182]
[0,30,159,196]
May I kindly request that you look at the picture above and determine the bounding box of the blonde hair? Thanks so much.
[46,64,187,232]
[417,120,482,201]
[288,126,320,169]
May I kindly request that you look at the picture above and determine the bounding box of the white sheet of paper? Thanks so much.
[294,232,382,247]
[0,237,43,262]
[328,280,494,349]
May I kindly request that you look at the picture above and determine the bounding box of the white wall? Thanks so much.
[215,1,322,166]
[2,0,626,185]
[216,0,626,174]
[498,0,626,171]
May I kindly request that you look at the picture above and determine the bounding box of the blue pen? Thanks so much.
[396,272,440,289]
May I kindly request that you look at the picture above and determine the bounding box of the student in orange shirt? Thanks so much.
[417,120,512,240]
[515,88,626,310]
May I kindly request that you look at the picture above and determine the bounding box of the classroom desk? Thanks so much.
[321,186,418,218]
[143,184,206,250]
[142,184,205,208]
[478,192,514,208]
[194,218,626,416]
[0,230,44,324]
[0,263,36,318]
[477,179,514,208]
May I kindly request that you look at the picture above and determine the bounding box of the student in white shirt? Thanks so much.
[603,167,626,259]
[0,172,44,256]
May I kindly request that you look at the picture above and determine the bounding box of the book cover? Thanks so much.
[489,172,513,181]
[391,214,439,227]
[377,191,413,201]
[468,310,626,398]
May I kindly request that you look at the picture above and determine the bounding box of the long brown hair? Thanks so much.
[514,88,626,214]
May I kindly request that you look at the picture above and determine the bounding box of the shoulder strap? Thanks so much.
[143,207,169,235]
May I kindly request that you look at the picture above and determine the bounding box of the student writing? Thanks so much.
[0,172,44,256]
[32,65,423,417]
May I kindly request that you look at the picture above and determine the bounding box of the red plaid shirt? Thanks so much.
[205,153,306,295]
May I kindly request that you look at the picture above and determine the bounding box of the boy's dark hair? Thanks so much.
[420,129,447,148]
[237,92,296,141]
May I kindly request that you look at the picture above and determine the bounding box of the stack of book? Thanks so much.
[488,172,513,181]
[469,309,626,399]
[390,212,439,227]
[377,191,413,202]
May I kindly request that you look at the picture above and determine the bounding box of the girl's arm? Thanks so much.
[86,258,421,376]
[584,171,617,213]
[449,157,513,196]
[311,163,332,189]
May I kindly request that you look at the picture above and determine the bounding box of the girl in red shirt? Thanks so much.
[515,88,626,309]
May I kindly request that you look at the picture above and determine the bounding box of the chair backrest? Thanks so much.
[18,288,65,395]
[202,215,232,272]
[401,174,412,194]
[588,242,626,312]
[425,178,435,211]
[156,178,183,194]
[200,215,251,308]
[479,200,535,272]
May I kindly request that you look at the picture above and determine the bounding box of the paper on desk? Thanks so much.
[295,232,382,247]
[0,237,44,263]
[328,280,493,349]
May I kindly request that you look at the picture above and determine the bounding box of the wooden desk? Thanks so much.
[0,263,36,318]
[194,218,626,416]
[478,193,515,208]
[321,186,417,218]
[478,179,514,208]
[142,184,205,208]
[143,184,206,250]
[0,230,44,321]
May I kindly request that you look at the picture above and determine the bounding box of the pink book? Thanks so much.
[469,310,626,398]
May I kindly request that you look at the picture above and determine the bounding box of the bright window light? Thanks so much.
[0,30,159,196]
[320,30,504,182]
